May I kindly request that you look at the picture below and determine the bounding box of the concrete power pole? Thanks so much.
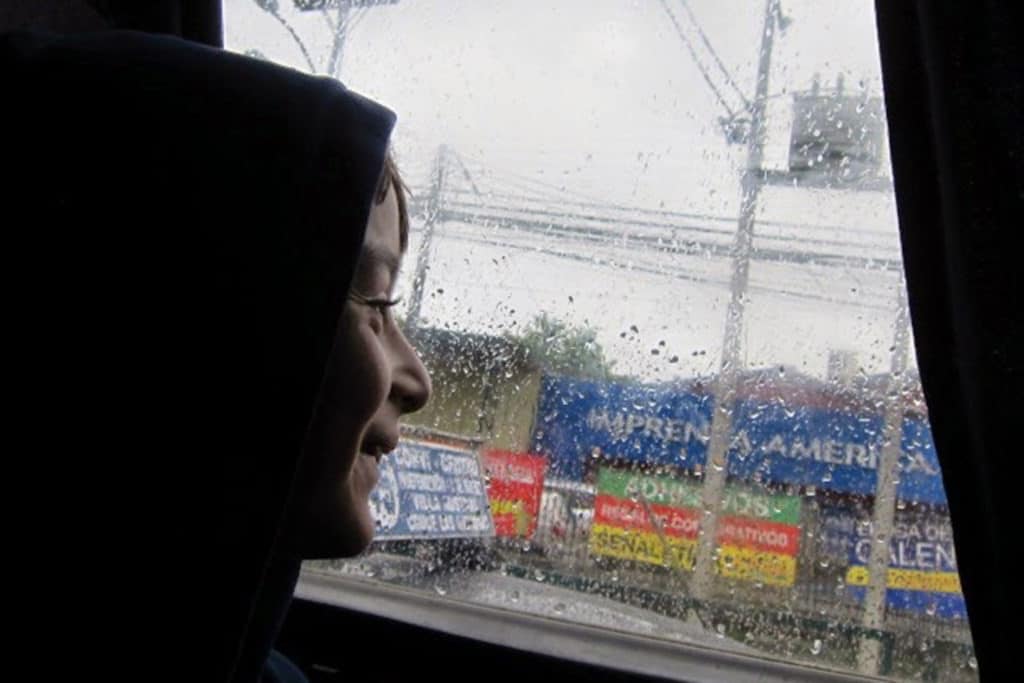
[690,0,781,603]
[856,284,911,675]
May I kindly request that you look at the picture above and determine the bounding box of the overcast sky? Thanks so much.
[224,0,909,383]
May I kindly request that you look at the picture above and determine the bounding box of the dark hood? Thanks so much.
[4,30,394,682]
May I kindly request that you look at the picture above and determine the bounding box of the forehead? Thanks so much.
[359,186,402,273]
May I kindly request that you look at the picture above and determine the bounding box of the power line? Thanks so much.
[443,165,898,239]
[442,193,900,256]
[319,7,337,32]
[347,6,371,35]
[442,185,897,241]
[430,224,895,313]
[450,151,482,196]
[456,152,621,207]
[407,145,900,325]
[657,0,737,120]
[677,0,750,109]
[438,207,903,274]
[439,198,900,265]
[264,6,317,73]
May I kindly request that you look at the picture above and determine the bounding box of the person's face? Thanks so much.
[295,184,431,559]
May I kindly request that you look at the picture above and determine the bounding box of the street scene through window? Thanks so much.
[226,2,977,680]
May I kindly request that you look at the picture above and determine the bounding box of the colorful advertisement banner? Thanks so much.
[820,505,966,619]
[588,468,802,586]
[482,450,546,538]
[369,440,495,540]
[532,375,946,504]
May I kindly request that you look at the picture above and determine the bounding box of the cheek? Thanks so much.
[295,318,392,557]
[332,315,391,426]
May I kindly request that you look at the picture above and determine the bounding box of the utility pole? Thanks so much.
[405,145,448,330]
[856,283,910,676]
[690,0,781,603]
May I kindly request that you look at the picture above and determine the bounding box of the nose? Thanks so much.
[389,328,431,414]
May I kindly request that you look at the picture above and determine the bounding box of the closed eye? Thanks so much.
[349,291,403,316]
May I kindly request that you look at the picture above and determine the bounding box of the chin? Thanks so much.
[338,517,376,558]
[296,507,376,560]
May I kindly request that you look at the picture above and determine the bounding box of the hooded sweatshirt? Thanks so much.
[4,30,395,683]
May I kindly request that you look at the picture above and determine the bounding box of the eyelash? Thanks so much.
[349,291,402,317]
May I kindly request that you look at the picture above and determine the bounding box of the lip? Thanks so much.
[360,434,399,464]
[358,451,381,487]
[361,448,384,465]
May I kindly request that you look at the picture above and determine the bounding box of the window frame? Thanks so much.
[296,569,882,683]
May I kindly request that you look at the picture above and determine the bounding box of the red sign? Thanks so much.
[593,495,701,538]
[482,450,546,538]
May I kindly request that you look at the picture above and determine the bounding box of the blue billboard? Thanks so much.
[820,505,967,619]
[532,375,947,504]
[531,375,712,480]
[728,400,945,504]
[369,440,495,540]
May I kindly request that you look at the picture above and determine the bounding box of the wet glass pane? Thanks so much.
[226,1,977,680]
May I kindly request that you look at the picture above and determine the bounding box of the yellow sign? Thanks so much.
[590,523,798,585]
[589,523,697,569]
[845,566,962,593]
[490,499,530,536]
[717,544,797,586]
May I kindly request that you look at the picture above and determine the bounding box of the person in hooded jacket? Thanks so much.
[4,28,430,683]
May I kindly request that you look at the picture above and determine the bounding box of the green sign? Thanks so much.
[597,468,800,525]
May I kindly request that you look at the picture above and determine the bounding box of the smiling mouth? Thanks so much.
[361,438,398,464]
[361,447,384,464]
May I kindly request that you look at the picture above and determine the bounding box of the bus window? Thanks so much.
[225,1,976,680]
